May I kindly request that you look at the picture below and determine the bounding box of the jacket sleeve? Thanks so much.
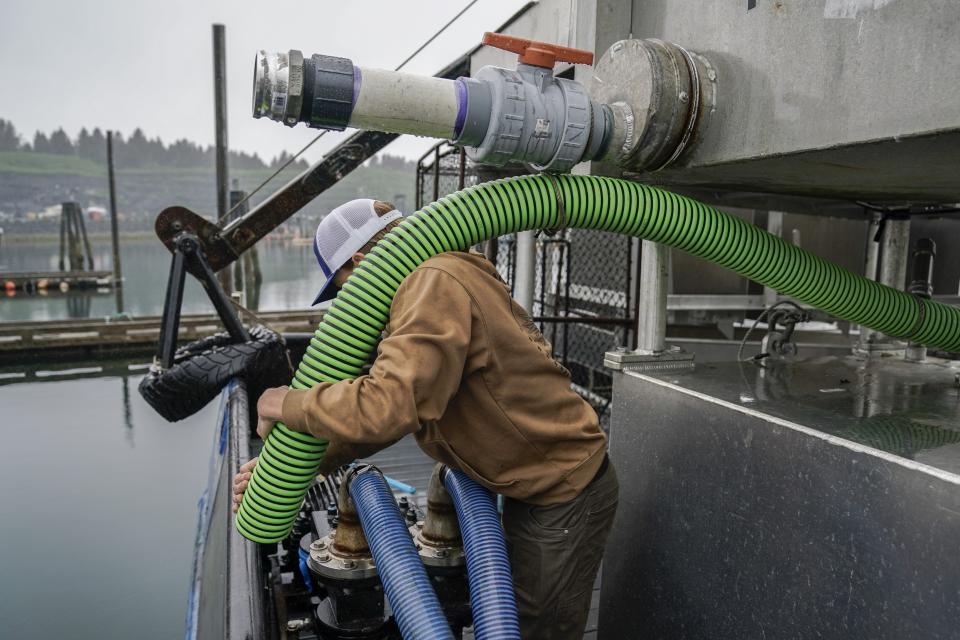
[281,266,473,443]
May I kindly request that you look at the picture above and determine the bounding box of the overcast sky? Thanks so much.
[0,0,529,163]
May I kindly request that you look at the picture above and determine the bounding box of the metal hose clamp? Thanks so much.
[542,172,567,237]
[345,463,380,487]
[903,294,928,341]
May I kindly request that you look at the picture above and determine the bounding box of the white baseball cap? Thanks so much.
[311,199,403,305]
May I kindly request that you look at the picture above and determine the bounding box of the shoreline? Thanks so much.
[1,231,157,244]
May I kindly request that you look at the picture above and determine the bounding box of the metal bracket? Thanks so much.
[604,346,695,372]
[154,130,401,276]
[760,307,808,361]
[155,233,250,369]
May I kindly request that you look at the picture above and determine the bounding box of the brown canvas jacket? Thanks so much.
[282,251,607,505]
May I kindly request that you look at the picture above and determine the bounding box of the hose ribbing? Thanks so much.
[237,174,960,542]
[442,468,521,640]
[349,469,454,640]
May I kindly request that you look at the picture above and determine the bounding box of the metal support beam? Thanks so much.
[905,238,936,363]
[877,215,911,348]
[107,131,124,313]
[636,240,669,354]
[230,185,247,294]
[58,208,66,271]
[193,242,249,345]
[857,211,882,349]
[878,216,911,292]
[212,23,231,295]
[157,249,187,369]
[855,214,911,354]
[155,234,249,370]
[607,240,694,371]
[73,202,95,271]
[515,230,536,312]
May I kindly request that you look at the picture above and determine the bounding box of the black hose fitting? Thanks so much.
[302,54,356,131]
[253,50,357,130]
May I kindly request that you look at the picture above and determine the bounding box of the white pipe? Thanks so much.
[514,231,536,313]
[350,68,460,139]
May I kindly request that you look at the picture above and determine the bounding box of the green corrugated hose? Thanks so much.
[236,174,960,543]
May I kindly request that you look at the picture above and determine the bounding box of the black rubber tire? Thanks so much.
[139,325,293,422]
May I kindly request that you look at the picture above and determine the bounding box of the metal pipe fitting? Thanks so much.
[254,49,460,138]
[411,465,466,569]
[254,50,357,130]
[590,39,717,172]
[908,238,936,299]
[308,470,378,581]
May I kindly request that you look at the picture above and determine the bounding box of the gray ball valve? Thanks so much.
[456,33,610,173]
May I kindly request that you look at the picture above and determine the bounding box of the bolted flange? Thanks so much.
[591,39,716,172]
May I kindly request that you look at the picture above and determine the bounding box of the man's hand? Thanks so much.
[256,386,289,440]
[232,439,399,512]
[232,457,258,513]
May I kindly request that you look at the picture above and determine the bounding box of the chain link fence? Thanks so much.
[417,142,635,426]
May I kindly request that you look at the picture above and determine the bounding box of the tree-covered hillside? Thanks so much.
[0,119,418,235]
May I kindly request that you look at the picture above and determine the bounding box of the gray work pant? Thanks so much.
[502,459,619,640]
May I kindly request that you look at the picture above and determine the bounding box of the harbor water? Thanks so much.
[0,238,324,635]
[0,358,220,637]
[0,237,322,322]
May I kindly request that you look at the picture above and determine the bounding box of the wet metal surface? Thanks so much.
[686,356,960,471]
[600,355,960,639]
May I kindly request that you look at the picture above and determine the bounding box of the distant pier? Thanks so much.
[2,270,115,293]
[0,309,325,364]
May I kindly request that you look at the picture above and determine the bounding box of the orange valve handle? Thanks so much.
[482,32,594,69]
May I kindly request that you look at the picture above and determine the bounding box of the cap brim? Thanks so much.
[311,275,338,306]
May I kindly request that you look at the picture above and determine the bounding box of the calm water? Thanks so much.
[0,235,425,637]
[1,235,593,635]
[2,236,503,634]
[0,238,324,322]
[0,359,220,637]
[0,239,323,637]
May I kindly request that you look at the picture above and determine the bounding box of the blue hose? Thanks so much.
[442,469,521,640]
[349,468,454,640]
[297,547,314,592]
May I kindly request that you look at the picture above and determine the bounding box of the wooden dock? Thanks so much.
[0,308,325,364]
[1,270,115,292]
